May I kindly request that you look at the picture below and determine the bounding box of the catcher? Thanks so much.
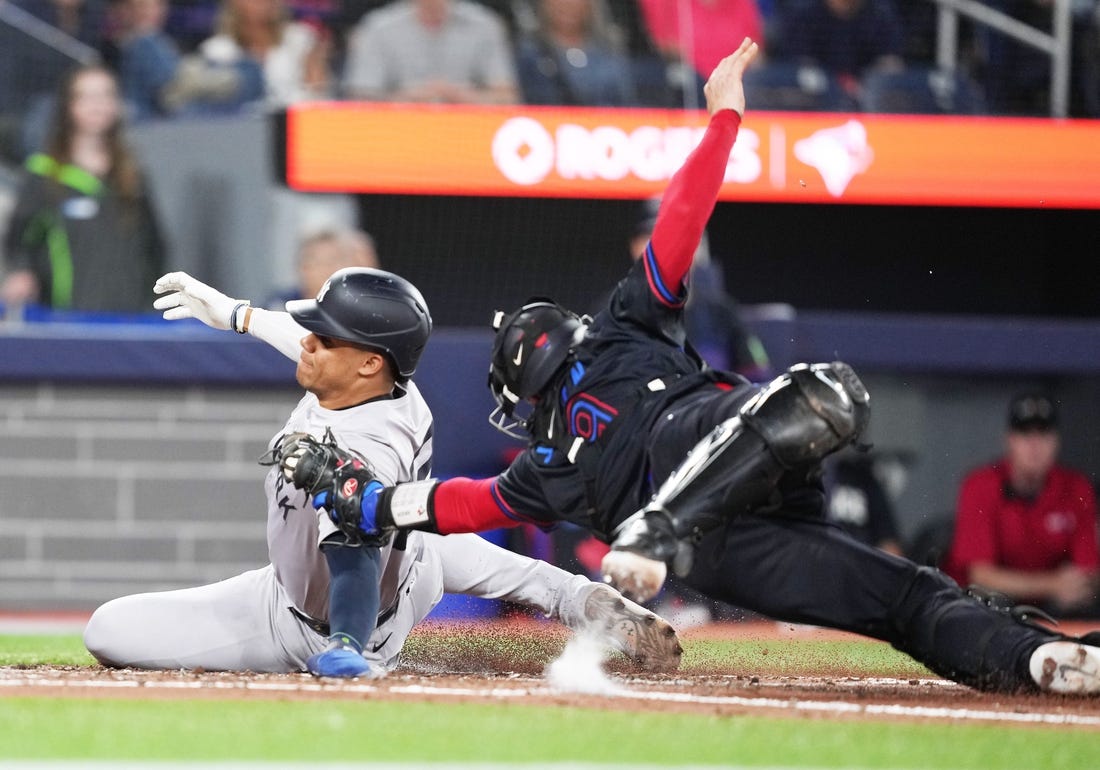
[282,38,1100,695]
[83,267,682,678]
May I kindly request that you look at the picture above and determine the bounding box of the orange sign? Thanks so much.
[284,103,1100,208]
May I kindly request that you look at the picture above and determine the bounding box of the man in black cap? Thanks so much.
[945,392,1100,619]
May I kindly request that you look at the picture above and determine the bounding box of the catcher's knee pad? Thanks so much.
[739,361,870,469]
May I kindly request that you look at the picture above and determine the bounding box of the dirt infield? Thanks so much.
[3,620,1099,729]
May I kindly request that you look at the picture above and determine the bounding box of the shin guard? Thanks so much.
[612,362,871,574]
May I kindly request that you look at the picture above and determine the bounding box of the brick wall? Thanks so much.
[0,382,301,610]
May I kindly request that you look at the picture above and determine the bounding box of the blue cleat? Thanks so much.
[306,635,376,679]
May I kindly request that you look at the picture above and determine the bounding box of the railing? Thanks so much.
[932,0,1074,117]
[0,2,100,64]
[0,2,99,142]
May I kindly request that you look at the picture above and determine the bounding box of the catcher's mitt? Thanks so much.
[264,429,386,543]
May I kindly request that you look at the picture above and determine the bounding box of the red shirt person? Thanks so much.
[945,393,1100,618]
[637,0,763,84]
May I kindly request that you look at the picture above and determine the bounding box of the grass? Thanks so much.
[679,638,933,678]
[1,633,1097,768]
[0,635,95,667]
[1,696,1098,767]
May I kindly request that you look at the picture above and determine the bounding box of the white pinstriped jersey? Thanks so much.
[264,381,433,621]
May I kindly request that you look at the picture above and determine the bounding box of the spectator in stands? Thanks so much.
[266,227,380,309]
[115,0,251,120]
[1,64,165,313]
[197,0,332,108]
[944,391,1100,619]
[342,0,519,103]
[114,0,180,119]
[514,0,637,106]
[823,447,904,557]
[637,0,764,89]
[776,0,906,103]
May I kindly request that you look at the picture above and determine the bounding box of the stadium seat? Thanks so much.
[742,60,859,112]
[860,67,988,115]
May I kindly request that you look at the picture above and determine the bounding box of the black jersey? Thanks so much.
[494,256,748,539]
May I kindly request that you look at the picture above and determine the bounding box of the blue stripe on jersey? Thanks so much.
[643,242,684,307]
[570,361,586,385]
[490,479,547,528]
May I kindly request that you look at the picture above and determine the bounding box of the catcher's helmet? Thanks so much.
[287,267,432,380]
[488,298,586,436]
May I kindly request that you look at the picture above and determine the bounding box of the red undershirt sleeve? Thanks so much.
[432,477,523,535]
[646,109,741,298]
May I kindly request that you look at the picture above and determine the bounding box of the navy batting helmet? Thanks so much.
[287,267,432,381]
[488,299,585,435]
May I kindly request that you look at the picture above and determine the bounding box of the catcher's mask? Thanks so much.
[287,267,432,381]
[487,297,587,439]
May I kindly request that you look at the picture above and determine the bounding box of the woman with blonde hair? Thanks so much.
[198,0,333,106]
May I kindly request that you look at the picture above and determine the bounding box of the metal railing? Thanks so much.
[932,0,1074,117]
[0,2,100,64]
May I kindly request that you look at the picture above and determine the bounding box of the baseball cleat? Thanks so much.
[1029,641,1100,695]
[582,583,682,673]
[307,636,379,679]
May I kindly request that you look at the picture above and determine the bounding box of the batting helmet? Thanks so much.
[287,267,432,381]
[488,298,585,422]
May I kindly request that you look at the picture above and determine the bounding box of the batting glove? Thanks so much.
[152,271,247,332]
[306,634,378,679]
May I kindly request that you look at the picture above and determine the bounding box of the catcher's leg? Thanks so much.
[605,362,870,600]
[686,514,1099,694]
[892,575,1100,694]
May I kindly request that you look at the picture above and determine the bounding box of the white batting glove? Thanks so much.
[152,271,246,331]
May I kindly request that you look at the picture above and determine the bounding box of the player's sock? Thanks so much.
[318,540,381,675]
[324,541,381,644]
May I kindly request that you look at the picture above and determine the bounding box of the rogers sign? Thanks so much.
[490,116,762,187]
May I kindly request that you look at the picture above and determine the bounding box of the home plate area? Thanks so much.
[2,620,1099,729]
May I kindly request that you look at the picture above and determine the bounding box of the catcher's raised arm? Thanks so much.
[153,271,308,361]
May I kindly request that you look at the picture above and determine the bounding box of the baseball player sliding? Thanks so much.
[282,38,1100,695]
[82,267,682,677]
